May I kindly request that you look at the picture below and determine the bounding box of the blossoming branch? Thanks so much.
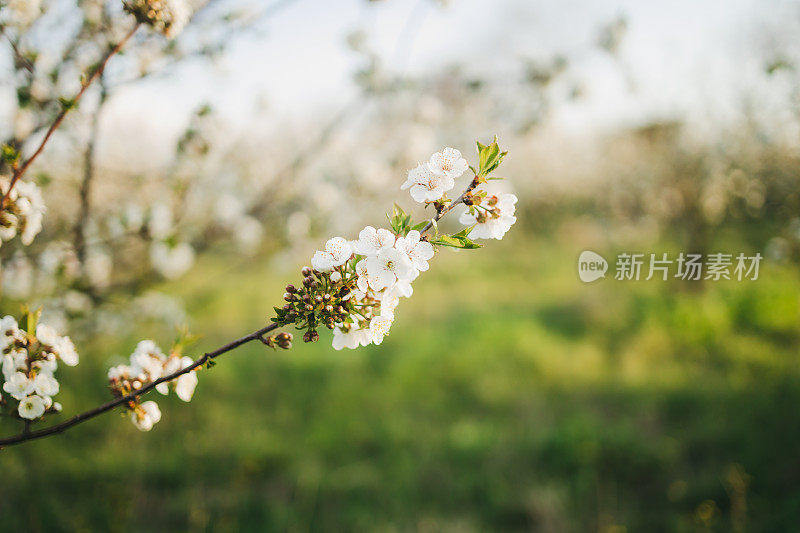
[0,138,516,446]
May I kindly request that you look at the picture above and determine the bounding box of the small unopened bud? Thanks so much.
[301,266,312,277]
[323,294,332,302]
[304,304,313,312]
[275,332,293,349]
[325,304,334,313]
[302,294,311,303]
[285,284,297,293]
[314,295,323,304]
[303,277,313,288]
[309,280,318,290]
[284,292,294,302]
[282,303,292,311]
[330,271,342,283]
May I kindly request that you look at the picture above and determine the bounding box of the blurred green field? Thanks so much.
[2,218,800,532]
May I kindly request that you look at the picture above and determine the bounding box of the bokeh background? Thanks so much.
[2,0,800,531]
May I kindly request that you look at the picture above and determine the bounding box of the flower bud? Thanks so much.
[304,304,313,312]
[301,266,312,277]
[284,292,294,302]
[303,277,313,288]
[325,305,333,313]
[276,332,293,349]
[283,303,292,311]
[323,294,332,302]
[285,284,297,293]
[314,295,323,304]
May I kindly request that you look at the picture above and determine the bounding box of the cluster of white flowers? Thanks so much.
[0,315,78,420]
[0,0,42,29]
[123,0,190,38]
[146,202,196,279]
[309,226,433,350]
[279,142,516,350]
[460,188,519,240]
[402,147,469,203]
[0,179,46,248]
[107,340,198,431]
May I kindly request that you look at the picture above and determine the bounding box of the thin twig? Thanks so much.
[74,75,108,266]
[1,26,35,73]
[0,322,278,448]
[0,23,141,209]
[420,176,480,235]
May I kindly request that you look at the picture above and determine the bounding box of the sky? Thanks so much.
[119,0,786,132]
[42,0,798,168]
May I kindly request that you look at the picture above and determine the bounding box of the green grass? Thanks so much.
[2,228,800,532]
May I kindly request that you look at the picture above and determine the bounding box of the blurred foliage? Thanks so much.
[1,216,799,531]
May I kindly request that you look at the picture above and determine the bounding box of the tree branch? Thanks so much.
[0,322,279,448]
[420,176,480,235]
[0,22,141,209]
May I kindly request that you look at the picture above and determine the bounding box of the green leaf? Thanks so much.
[19,307,41,337]
[1,144,20,166]
[58,97,77,111]
[410,220,428,232]
[429,230,483,250]
[476,136,507,178]
[451,225,475,238]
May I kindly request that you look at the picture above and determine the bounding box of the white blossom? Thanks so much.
[150,241,195,279]
[130,340,166,378]
[402,163,455,203]
[353,226,395,256]
[332,326,370,350]
[4,372,34,400]
[174,357,198,402]
[369,315,393,345]
[311,237,353,271]
[1,0,42,30]
[0,179,46,248]
[18,394,46,420]
[35,323,60,348]
[395,230,434,272]
[55,336,79,366]
[459,191,518,240]
[124,0,190,38]
[131,400,162,431]
[355,259,379,292]
[428,147,469,180]
[32,373,59,397]
[2,353,25,381]
[365,248,413,291]
[15,180,46,246]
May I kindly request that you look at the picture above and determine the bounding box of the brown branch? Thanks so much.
[420,175,480,235]
[74,75,108,266]
[1,26,35,73]
[0,22,141,209]
[0,322,279,448]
